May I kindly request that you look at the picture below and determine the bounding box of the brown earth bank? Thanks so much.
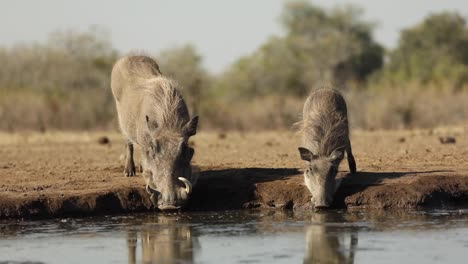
[0,127,467,219]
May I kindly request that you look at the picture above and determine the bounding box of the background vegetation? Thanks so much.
[1,1,468,131]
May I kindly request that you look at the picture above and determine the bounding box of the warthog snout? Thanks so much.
[313,204,330,210]
[145,173,194,211]
[311,190,333,210]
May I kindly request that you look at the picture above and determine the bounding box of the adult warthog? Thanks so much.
[297,88,357,209]
[111,55,199,211]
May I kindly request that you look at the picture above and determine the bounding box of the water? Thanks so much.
[1,209,468,264]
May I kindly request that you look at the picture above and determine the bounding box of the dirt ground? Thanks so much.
[1,126,468,219]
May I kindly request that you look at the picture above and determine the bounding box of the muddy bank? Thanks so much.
[1,169,467,219]
[0,129,467,219]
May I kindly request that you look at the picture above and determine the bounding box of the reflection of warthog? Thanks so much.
[297,88,357,208]
[127,216,198,264]
[111,55,199,211]
[303,213,358,264]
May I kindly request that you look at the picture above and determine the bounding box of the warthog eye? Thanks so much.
[155,140,161,153]
[186,147,194,160]
[177,141,194,161]
[149,140,161,155]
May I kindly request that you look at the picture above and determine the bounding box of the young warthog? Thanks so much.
[297,88,356,209]
[111,55,199,211]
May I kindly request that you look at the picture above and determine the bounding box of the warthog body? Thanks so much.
[297,88,356,208]
[111,55,199,211]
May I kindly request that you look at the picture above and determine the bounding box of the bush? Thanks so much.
[0,27,118,131]
[377,12,468,90]
[2,6,468,132]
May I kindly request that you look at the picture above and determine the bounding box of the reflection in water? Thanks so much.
[127,215,198,264]
[0,210,467,263]
[304,213,358,264]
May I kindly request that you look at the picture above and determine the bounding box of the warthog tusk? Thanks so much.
[178,177,192,194]
[146,184,158,195]
[146,184,159,205]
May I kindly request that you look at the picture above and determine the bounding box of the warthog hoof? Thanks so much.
[124,163,136,177]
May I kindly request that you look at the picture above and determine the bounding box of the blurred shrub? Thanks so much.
[198,86,468,131]
[214,0,383,100]
[375,12,468,91]
[0,27,118,131]
[198,95,302,131]
[346,84,468,130]
[1,4,468,132]
[158,44,210,115]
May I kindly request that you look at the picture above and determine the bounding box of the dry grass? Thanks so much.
[2,88,468,132]
[0,89,116,132]
[198,88,468,131]
[345,85,468,130]
[199,95,302,131]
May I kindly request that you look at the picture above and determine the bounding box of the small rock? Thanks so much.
[218,133,227,139]
[98,136,110,145]
[439,136,456,144]
[398,137,406,143]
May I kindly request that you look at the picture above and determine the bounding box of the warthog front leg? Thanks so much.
[124,141,136,177]
[346,139,357,174]
[139,161,144,173]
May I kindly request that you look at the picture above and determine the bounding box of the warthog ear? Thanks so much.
[298,147,316,161]
[183,116,199,137]
[329,149,344,162]
[146,115,159,132]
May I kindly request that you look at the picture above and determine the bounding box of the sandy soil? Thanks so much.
[0,126,467,219]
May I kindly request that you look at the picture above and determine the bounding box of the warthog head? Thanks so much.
[298,147,344,209]
[143,116,199,211]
